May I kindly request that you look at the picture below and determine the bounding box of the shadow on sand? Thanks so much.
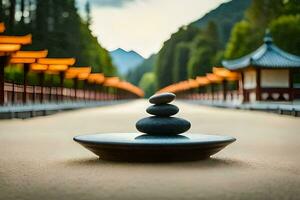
[62,156,250,169]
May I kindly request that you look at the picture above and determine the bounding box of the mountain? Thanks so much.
[126,54,157,85]
[110,48,144,75]
[190,0,251,45]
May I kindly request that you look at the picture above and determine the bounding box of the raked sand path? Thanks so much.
[0,100,300,199]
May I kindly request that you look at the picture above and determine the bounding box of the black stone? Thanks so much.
[149,93,176,105]
[135,134,189,140]
[136,116,191,135]
[146,104,179,117]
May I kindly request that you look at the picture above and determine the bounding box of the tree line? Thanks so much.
[0,0,117,85]
[145,0,300,91]
[225,0,300,59]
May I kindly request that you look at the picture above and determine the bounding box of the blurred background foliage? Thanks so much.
[1,0,300,95]
[0,0,117,87]
[125,0,300,92]
[224,0,300,59]
[138,72,157,98]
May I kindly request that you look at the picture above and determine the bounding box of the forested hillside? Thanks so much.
[153,0,300,90]
[224,0,300,59]
[0,0,117,76]
[155,0,251,89]
[191,0,251,45]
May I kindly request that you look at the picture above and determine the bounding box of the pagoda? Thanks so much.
[222,31,300,102]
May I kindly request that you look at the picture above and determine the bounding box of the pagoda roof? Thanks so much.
[222,32,300,70]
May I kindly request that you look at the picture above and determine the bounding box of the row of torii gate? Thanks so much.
[0,23,144,106]
[159,67,241,102]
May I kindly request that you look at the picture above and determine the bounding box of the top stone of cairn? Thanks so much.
[149,92,176,105]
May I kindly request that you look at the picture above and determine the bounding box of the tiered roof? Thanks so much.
[222,32,300,70]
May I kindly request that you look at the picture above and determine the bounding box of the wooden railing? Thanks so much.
[2,82,138,105]
[176,90,241,102]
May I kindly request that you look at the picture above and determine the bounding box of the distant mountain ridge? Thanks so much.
[110,48,144,75]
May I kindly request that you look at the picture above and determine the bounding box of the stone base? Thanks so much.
[74,133,236,162]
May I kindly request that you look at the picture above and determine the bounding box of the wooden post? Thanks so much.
[118,89,121,100]
[211,84,214,101]
[32,85,36,103]
[83,80,87,101]
[235,80,239,101]
[103,86,107,101]
[88,84,92,100]
[55,86,59,102]
[0,56,8,105]
[100,85,104,101]
[256,69,261,101]
[94,84,97,100]
[107,87,110,101]
[289,69,294,101]
[74,78,78,101]
[22,63,29,104]
[115,88,118,100]
[59,72,64,102]
[222,80,227,101]
[49,75,53,102]
[240,71,247,102]
[39,73,44,103]
[12,80,15,104]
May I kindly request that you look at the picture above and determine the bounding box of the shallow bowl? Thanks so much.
[74,133,236,162]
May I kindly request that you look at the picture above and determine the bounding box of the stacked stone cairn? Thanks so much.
[136,93,191,135]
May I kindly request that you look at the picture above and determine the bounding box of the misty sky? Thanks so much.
[77,0,228,58]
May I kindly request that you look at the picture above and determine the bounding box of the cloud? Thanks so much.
[89,0,136,8]
[84,0,227,57]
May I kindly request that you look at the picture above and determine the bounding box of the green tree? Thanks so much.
[77,22,117,75]
[270,15,300,55]
[224,0,300,60]
[85,0,92,25]
[190,0,251,46]
[246,0,284,28]
[0,0,3,21]
[283,0,300,15]
[8,0,16,33]
[188,48,213,78]
[35,0,49,45]
[211,50,224,66]
[224,0,282,60]
[154,0,251,88]
[139,72,157,98]
[2,0,117,83]
[224,20,260,59]
[204,21,221,51]
[155,26,199,89]
[20,0,25,24]
[187,21,221,78]
[173,42,190,82]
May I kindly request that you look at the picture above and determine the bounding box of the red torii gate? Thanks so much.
[0,23,32,105]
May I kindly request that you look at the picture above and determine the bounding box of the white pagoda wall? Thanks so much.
[261,69,289,88]
[244,70,256,89]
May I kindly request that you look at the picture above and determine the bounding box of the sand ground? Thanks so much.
[0,100,300,199]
